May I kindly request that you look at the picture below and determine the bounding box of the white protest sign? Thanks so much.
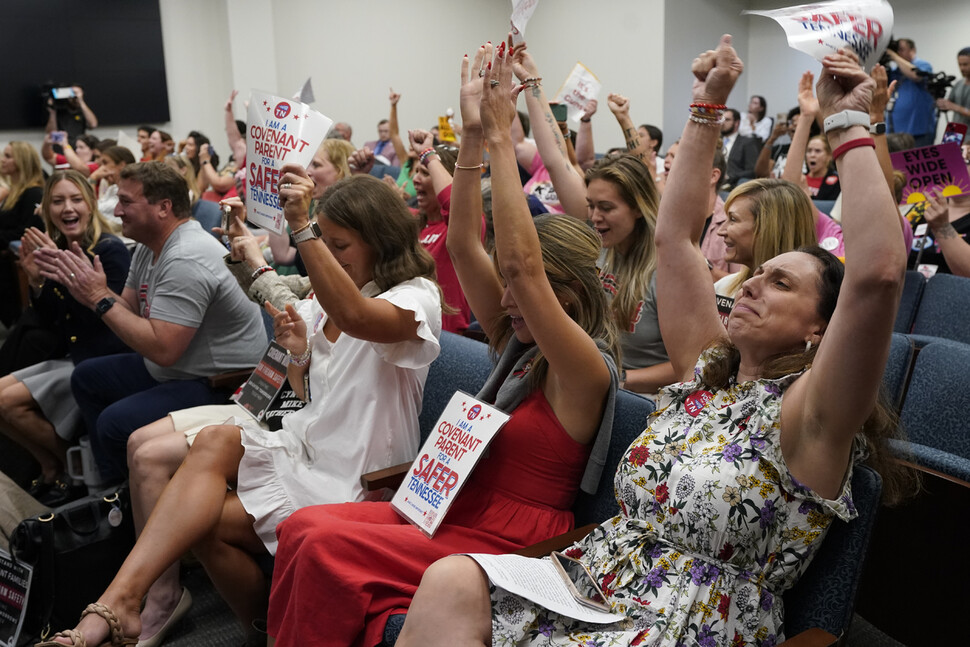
[510,0,539,46]
[553,63,602,128]
[743,0,894,72]
[292,77,315,104]
[245,90,332,234]
[391,391,510,538]
[116,130,142,163]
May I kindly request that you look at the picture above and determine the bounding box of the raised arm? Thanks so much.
[73,86,98,129]
[755,119,789,178]
[277,164,422,344]
[923,191,970,277]
[781,72,818,196]
[782,50,906,498]
[484,37,610,444]
[654,36,743,379]
[575,99,597,171]
[607,94,655,178]
[224,91,247,167]
[446,44,506,343]
[388,88,409,167]
[409,129,452,196]
[510,44,588,219]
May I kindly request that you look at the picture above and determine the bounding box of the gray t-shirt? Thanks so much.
[125,219,267,381]
[599,250,668,370]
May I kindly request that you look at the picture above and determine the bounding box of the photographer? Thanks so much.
[44,85,98,146]
[885,38,936,147]
[937,47,970,127]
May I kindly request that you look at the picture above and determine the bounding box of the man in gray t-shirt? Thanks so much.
[54,162,267,484]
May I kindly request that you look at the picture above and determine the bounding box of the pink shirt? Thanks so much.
[701,195,745,274]
[816,211,845,258]
[522,153,565,214]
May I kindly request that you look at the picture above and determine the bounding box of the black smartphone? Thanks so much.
[551,551,611,612]
[550,103,568,122]
[51,87,76,100]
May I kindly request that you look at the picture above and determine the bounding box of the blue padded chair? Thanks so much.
[781,465,882,641]
[909,272,970,345]
[812,198,837,217]
[894,338,970,482]
[881,333,915,411]
[191,199,224,239]
[418,332,492,441]
[893,270,925,334]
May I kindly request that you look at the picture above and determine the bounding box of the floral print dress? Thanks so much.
[491,350,865,647]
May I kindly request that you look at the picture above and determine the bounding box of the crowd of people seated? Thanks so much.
[0,24,966,647]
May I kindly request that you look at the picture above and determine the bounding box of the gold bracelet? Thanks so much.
[454,163,484,171]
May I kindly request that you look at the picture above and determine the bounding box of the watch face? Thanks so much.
[873,123,886,135]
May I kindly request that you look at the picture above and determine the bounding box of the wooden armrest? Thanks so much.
[207,368,253,391]
[513,523,598,558]
[778,628,838,647]
[360,461,411,491]
[892,457,970,489]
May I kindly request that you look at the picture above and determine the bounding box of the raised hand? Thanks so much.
[690,34,744,105]
[199,142,212,164]
[264,301,309,357]
[20,227,56,287]
[277,163,315,231]
[348,147,375,175]
[389,87,401,106]
[797,71,820,119]
[509,41,539,83]
[459,43,493,131]
[923,190,950,232]
[607,93,630,117]
[481,36,519,140]
[581,98,598,121]
[409,129,435,154]
[226,89,238,112]
[869,63,897,117]
[816,49,875,120]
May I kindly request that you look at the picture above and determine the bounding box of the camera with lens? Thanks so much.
[915,69,956,100]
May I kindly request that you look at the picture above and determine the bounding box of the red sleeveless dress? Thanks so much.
[267,388,592,647]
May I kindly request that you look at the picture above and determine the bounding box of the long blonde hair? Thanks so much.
[2,142,44,209]
[164,154,199,206]
[585,155,659,331]
[723,178,818,295]
[40,170,115,255]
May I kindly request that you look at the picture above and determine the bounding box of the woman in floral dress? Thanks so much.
[396,35,906,647]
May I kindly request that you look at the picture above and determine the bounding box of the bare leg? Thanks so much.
[51,424,249,646]
[193,490,269,638]
[127,418,190,641]
[397,556,492,647]
[0,376,68,480]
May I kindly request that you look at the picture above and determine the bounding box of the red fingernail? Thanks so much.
[487,62,492,70]
[509,46,514,55]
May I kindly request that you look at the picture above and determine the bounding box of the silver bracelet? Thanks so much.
[288,338,311,367]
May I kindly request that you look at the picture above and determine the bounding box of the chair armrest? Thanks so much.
[207,368,253,391]
[893,456,970,489]
[360,461,411,492]
[513,523,599,558]
[778,628,838,647]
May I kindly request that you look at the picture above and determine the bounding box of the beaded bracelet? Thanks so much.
[688,102,726,126]
[832,137,875,161]
[251,265,275,280]
[419,148,437,167]
[522,77,542,89]
[288,338,311,367]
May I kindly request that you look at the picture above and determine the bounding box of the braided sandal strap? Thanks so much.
[35,629,86,647]
[79,603,136,646]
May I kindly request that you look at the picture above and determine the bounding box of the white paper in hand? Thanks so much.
[744,0,894,72]
[245,90,332,234]
[466,553,628,624]
[510,0,539,46]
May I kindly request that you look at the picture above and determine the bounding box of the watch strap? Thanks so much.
[823,110,870,134]
[292,221,321,243]
[95,297,116,317]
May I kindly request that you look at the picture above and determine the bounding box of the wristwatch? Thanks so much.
[292,220,322,244]
[95,297,116,317]
[869,121,887,135]
[823,110,870,134]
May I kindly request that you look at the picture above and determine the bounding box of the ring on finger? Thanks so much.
[281,182,292,190]
[490,80,500,87]
[478,70,485,78]
[69,272,75,279]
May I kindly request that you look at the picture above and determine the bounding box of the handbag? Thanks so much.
[8,484,135,645]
